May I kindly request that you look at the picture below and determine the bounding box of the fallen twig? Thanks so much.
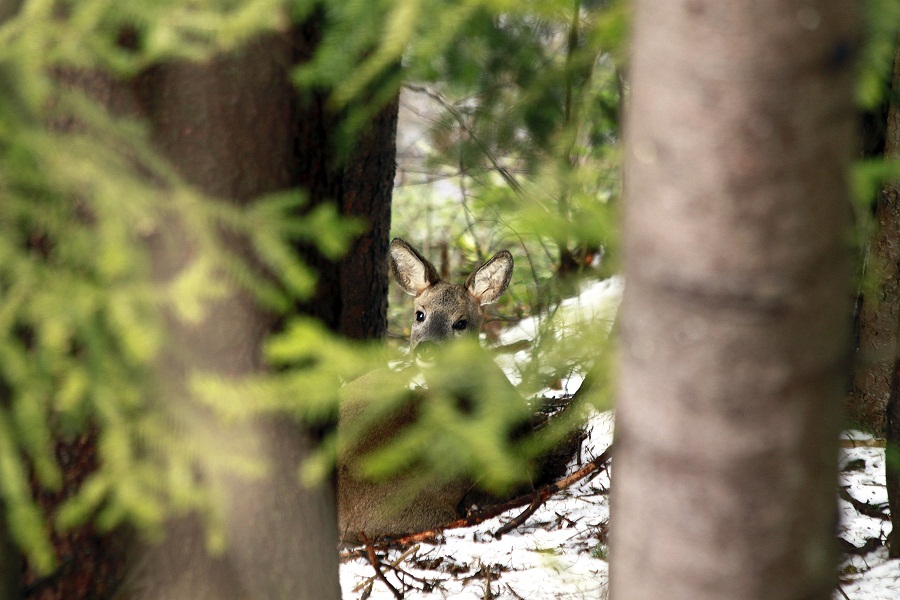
[482,563,493,600]
[839,486,890,521]
[838,536,883,556]
[361,533,404,599]
[374,443,613,547]
[359,581,373,600]
[352,544,422,593]
[505,582,527,600]
[840,438,885,448]
[494,495,543,538]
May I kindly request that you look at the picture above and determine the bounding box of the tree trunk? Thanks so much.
[292,17,397,341]
[15,16,396,598]
[610,2,858,599]
[849,48,900,433]
[337,95,398,339]
[882,43,900,559]
[122,24,398,596]
[119,33,343,600]
[298,90,399,340]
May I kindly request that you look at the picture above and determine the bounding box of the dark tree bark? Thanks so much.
[844,38,900,557]
[292,17,397,341]
[296,92,398,340]
[22,430,128,600]
[337,95,398,339]
[848,43,900,434]
[880,44,900,559]
[610,2,858,599]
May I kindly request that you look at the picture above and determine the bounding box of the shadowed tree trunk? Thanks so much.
[337,96,399,339]
[296,93,399,340]
[879,44,900,559]
[844,39,900,558]
[610,1,858,599]
[293,19,398,342]
[848,42,900,435]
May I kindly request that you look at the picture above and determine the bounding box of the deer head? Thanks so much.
[389,238,513,360]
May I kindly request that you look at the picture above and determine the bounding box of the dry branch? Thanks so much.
[361,533,404,599]
[374,443,613,548]
[494,495,543,538]
[839,486,890,521]
[351,545,422,593]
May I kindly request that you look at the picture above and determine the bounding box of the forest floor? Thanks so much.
[339,413,899,600]
[837,431,898,599]
[339,278,900,599]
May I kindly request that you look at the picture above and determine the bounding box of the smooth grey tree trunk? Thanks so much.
[610,2,858,599]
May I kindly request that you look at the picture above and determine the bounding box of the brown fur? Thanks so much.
[337,240,515,543]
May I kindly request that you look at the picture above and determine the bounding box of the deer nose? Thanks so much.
[414,341,440,365]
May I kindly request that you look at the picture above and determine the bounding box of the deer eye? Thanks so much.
[415,310,425,322]
[452,319,468,331]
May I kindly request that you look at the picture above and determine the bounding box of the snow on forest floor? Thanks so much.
[837,431,899,599]
[339,277,900,599]
[339,410,614,599]
[339,415,900,599]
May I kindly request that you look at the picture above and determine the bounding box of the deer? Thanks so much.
[337,238,519,544]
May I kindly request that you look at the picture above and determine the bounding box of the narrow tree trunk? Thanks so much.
[338,95,399,339]
[849,52,900,433]
[292,18,397,341]
[611,2,858,599]
[846,53,892,436]
[291,94,397,339]
[881,43,900,559]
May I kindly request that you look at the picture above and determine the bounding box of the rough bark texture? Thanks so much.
[849,191,900,435]
[16,70,136,600]
[293,18,397,341]
[849,48,900,433]
[882,43,900,559]
[338,96,398,339]
[610,2,858,600]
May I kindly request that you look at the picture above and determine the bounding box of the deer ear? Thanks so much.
[390,238,441,296]
[466,250,513,305]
